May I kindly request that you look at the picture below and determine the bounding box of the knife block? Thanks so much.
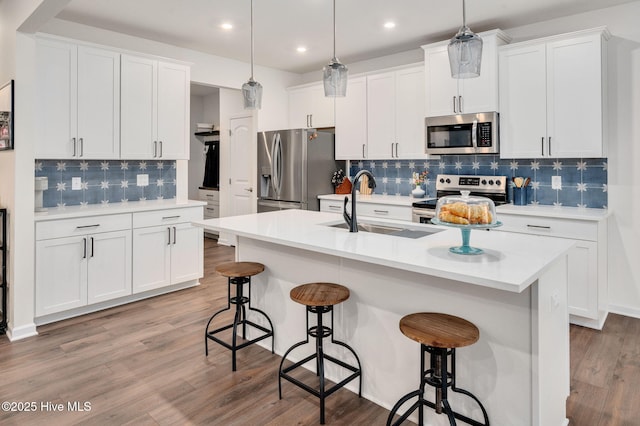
[335,178,352,194]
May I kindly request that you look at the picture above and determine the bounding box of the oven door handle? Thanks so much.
[471,119,478,149]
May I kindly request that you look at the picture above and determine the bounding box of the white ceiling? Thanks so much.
[57,0,633,74]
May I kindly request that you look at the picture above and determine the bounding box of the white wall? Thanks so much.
[188,95,205,200]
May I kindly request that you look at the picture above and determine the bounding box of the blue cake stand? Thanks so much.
[430,219,503,255]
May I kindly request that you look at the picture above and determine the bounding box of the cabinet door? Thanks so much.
[568,241,598,319]
[121,55,157,159]
[424,45,459,117]
[367,72,396,159]
[36,236,87,316]
[288,84,335,128]
[77,46,120,159]
[87,230,132,304]
[499,44,547,159]
[288,88,313,128]
[36,39,77,159]
[335,76,368,160]
[170,223,204,284]
[157,61,190,159]
[547,35,604,158]
[459,37,500,114]
[132,225,171,293]
[395,67,426,159]
[309,84,335,128]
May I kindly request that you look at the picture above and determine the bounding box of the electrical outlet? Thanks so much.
[137,174,149,187]
[71,177,82,190]
[551,176,562,190]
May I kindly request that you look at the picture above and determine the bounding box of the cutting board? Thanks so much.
[359,175,372,195]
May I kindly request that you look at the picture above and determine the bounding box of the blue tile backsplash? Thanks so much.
[349,155,608,208]
[35,160,177,208]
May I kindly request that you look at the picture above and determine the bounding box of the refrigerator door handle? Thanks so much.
[275,133,283,197]
[270,133,279,196]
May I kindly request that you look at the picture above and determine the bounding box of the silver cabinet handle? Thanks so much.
[373,210,389,214]
[453,96,457,113]
[162,215,181,220]
[205,207,216,211]
[167,227,171,245]
[72,137,77,157]
[391,143,394,157]
[362,144,365,158]
[541,137,544,156]
[527,224,551,230]
[328,205,341,210]
[90,237,94,258]
[395,143,399,158]
[76,224,100,229]
[159,141,163,158]
[173,226,177,245]
[459,96,463,113]
[548,137,551,156]
[309,114,313,128]
[79,138,84,157]
[82,237,87,259]
[153,141,157,158]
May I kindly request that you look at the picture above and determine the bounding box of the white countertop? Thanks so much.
[193,209,573,293]
[318,193,428,206]
[496,203,610,221]
[34,199,206,221]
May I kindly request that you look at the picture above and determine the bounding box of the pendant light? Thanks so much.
[242,0,262,109]
[447,0,483,78]
[323,0,348,97]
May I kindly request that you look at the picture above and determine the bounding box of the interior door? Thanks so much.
[229,115,256,216]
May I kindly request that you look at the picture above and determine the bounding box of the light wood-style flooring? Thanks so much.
[0,239,639,425]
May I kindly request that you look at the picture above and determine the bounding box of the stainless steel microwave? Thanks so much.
[425,112,499,155]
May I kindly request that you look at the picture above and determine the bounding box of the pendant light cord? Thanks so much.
[250,0,254,79]
[462,0,467,28]
[332,0,336,59]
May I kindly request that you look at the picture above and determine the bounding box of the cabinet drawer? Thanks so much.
[320,200,344,213]
[198,189,220,202]
[36,214,131,241]
[133,207,203,228]
[357,203,411,222]
[203,204,220,219]
[496,214,597,241]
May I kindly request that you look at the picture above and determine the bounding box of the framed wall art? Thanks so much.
[0,80,14,150]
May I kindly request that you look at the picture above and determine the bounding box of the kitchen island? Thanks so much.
[194,209,573,426]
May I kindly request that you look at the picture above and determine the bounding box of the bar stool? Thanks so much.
[278,282,362,425]
[387,312,489,426]
[204,261,274,371]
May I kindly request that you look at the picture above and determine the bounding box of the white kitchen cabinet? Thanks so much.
[132,207,203,293]
[499,28,609,159]
[121,55,190,159]
[335,65,425,160]
[320,199,411,222]
[495,210,607,329]
[36,38,120,159]
[335,76,368,160]
[35,214,132,317]
[422,30,510,117]
[288,83,335,129]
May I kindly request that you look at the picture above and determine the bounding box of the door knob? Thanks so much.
[244,187,253,192]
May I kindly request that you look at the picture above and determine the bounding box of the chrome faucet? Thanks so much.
[343,170,377,233]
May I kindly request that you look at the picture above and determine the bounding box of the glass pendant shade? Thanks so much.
[242,78,262,110]
[323,58,348,97]
[448,26,483,78]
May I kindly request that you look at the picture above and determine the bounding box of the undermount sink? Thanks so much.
[328,222,441,239]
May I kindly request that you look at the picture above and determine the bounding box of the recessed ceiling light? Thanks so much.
[296,46,307,53]
[221,23,233,30]
[384,22,396,29]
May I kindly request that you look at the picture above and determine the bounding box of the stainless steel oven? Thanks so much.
[412,174,507,223]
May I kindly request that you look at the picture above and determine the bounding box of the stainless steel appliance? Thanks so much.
[425,111,499,155]
[412,174,507,223]
[258,129,340,212]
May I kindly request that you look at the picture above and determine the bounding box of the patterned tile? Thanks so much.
[35,159,176,208]
[347,155,607,208]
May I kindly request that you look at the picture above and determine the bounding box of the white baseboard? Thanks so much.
[608,304,640,320]
[7,323,38,341]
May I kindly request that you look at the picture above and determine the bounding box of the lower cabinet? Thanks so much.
[132,207,204,293]
[320,199,411,222]
[35,215,132,316]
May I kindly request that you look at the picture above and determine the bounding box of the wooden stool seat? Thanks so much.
[215,261,265,278]
[290,282,350,307]
[399,312,479,349]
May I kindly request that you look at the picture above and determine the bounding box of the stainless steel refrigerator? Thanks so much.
[257,129,341,212]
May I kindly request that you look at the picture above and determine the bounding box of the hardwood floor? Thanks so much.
[0,238,639,425]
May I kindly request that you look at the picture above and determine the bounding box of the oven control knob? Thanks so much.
[488,180,494,185]
[439,178,445,183]
[445,178,451,184]
[495,179,501,186]
[481,179,487,185]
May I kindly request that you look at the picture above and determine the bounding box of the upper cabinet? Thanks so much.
[288,83,335,129]
[121,56,190,160]
[422,30,510,117]
[335,65,425,160]
[35,36,190,161]
[499,28,609,159]
[36,39,120,159]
